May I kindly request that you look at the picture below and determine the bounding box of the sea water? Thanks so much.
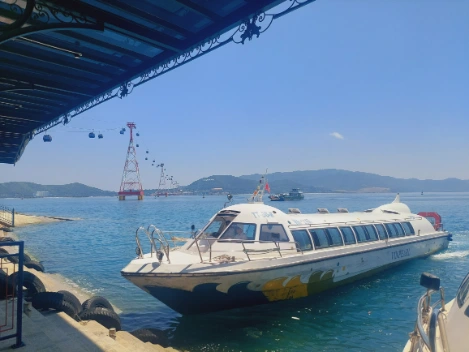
[4,193,468,351]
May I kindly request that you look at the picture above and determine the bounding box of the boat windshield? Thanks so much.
[198,212,238,239]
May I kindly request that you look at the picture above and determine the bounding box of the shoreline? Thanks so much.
[10,212,77,227]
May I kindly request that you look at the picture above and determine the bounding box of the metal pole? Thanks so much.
[12,208,15,227]
[15,241,24,348]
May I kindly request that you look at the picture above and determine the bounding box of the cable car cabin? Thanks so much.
[89,132,95,138]
[153,160,155,162]
[98,134,103,139]
[136,133,140,136]
[43,135,52,142]
[120,130,124,135]
[136,144,139,147]
[146,150,149,154]
[145,157,148,160]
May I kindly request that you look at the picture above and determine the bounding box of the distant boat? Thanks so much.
[269,188,304,201]
[421,191,424,195]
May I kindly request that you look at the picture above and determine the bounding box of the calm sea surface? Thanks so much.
[3,193,468,351]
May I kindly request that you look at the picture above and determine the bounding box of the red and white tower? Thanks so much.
[118,122,144,200]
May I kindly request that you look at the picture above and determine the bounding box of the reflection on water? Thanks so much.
[5,193,469,351]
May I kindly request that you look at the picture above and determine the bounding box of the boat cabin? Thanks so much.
[182,200,437,261]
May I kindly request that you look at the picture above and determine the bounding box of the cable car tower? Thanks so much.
[155,163,166,197]
[118,122,144,200]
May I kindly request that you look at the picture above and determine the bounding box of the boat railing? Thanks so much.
[135,226,191,264]
[191,236,303,263]
[409,286,449,352]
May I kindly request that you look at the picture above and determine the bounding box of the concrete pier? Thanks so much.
[0,304,177,351]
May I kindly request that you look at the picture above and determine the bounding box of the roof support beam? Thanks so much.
[94,2,192,38]
[61,31,149,64]
[47,0,185,52]
[0,71,97,97]
[0,44,116,79]
[174,0,222,22]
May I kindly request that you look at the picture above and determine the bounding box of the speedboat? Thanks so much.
[121,182,451,315]
[403,270,467,352]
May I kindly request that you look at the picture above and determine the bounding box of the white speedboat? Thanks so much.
[403,271,467,352]
[121,184,451,315]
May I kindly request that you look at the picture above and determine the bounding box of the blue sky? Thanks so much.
[1,0,468,191]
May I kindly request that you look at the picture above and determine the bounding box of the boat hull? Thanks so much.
[122,234,449,315]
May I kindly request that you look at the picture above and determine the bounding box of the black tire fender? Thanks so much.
[82,296,114,311]
[58,290,82,314]
[0,271,8,299]
[8,271,46,301]
[25,261,45,272]
[79,307,121,331]
[32,292,80,320]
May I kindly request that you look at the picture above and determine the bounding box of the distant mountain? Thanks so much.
[184,175,258,194]
[184,175,328,194]
[240,169,469,193]
[0,182,115,198]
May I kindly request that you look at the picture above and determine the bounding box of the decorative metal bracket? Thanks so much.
[0,0,103,45]
[0,0,36,32]
[33,0,317,135]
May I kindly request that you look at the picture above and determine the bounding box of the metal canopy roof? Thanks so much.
[0,0,316,164]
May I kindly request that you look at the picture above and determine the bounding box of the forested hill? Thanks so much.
[184,175,329,194]
[0,182,115,198]
[240,169,469,193]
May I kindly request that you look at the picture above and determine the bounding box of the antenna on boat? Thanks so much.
[249,169,269,203]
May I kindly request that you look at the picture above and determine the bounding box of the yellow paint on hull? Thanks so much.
[262,269,335,302]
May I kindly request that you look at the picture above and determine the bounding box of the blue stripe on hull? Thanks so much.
[145,282,269,315]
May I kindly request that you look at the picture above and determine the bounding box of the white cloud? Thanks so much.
[330,132,344,140]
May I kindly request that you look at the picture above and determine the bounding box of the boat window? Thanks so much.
[401,222,415,236]
[197,211,239,239]
[201,218,231,238]
[375,224,388,240]
[220,222,256,241]
[339,226,356,245]
[457,273,469,308]
[385,223,399,238]
[260,224,289,242]
[292,230,313,251]
[309,228,329,249]
[364,225,379,241]
[326,228,344,246]
[353,226,368,243]
[394,223,406,237]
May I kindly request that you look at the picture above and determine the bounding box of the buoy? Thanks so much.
[89,132,95,138]
[43,135,52,142]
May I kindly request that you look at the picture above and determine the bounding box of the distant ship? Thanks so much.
[269,188,304,201]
